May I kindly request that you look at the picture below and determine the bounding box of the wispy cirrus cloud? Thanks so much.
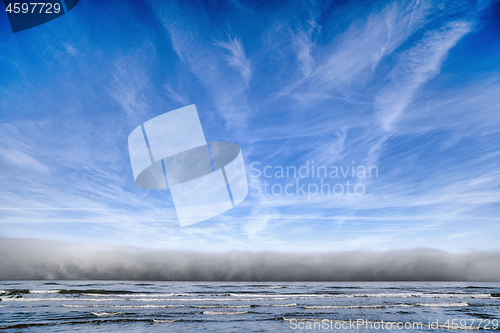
[303,0,430,97]
[149,0,253,128]
[215,37,252,85]
[376,21,472,133]
[292,30,316,77]
[165,84,191,105]
[0,147,50,175]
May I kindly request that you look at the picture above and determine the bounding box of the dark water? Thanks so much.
[0,281,499,332]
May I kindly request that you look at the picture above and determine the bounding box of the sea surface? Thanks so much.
[0,281,499,332]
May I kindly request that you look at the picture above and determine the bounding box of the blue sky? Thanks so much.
[0,0,499,252]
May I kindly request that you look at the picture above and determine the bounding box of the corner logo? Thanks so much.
[3,0,79,33]
[128,105,248,226]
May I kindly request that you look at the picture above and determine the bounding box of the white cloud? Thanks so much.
[0,148,50,175]
[165,84,191,105]
[309,0,430,95]
[215,37,252,85]
[292,31,315,76]
[376,21,472,132]
[243,207,278,241]
[110,64,149,116]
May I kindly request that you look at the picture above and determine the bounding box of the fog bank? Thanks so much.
[1,237,499,281]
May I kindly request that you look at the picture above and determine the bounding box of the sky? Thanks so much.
[1,0,500,253]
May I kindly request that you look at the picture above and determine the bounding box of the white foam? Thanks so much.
[350,293,414,298]
[192,305,252,309]
[63,304,184,308]
[29,290,60,294]
[152,319,180,323]
[0,297,66,302]
[230,293,320,298]
[92,312,123,317]
[62,305,89,308]
[304,305,387,309]
[203,310,248,315]
[347,293,491,299]
[0,296,289,302]
[417,302,468,307]
[119,297,287,302]
[84,293,174,298]
[113,305,184,308]
[417,293,491,299]
[223,292,493,299]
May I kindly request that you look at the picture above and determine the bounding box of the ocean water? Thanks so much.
[0,281,499,332]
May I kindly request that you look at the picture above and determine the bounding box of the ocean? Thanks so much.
[0,281,499,332]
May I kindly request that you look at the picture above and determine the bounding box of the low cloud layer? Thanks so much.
[1,237,499,281]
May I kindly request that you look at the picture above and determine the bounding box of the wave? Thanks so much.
[128,297,287,302]
[192,305,253,309]
[203,310,248,315]
[152,319,180,323]
[59,289,136,295]
[332,293,492,299]
[265,303,297,307]
[416,302,468,307]
[63,304,185,308]
[0,318,155,330]
[416,293,490,299]
[229,293,321,298]
[63,302,461,310]
[3,289,145,296]
[113,304,184,309]
[340,303,471,309]
[0,323,54,330]
[303,302,469,309]
[346,293,490,299]
[304,305,387,309]
[1,297,67,302]
[92,311,123,317]
[71,293,175,298]
[1,294,292,303]
[62,304,89,308]
[245,284,283,288]
[29,290,61,294]
[228,292,494,299]
[0,289,30,295]
[1,296,215,302]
